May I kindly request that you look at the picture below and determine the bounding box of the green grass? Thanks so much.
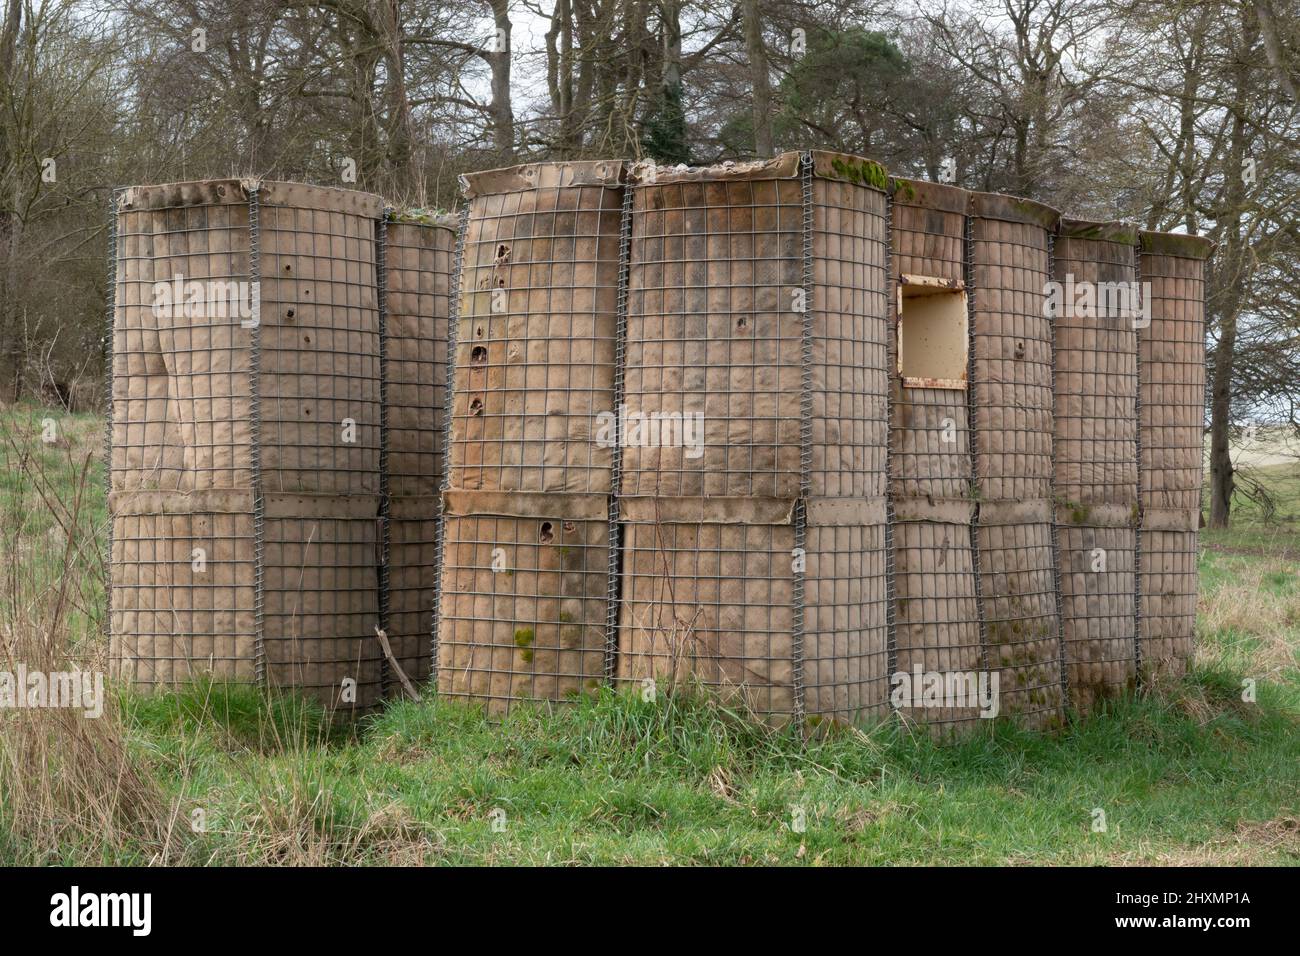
[2,406,1298,865]
[0,404,107,647]
[64,664,1294,865]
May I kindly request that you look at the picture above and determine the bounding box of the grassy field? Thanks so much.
[1,405,1297,865]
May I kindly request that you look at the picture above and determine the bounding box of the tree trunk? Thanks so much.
[742,0,773,157]
[1207,10,1257,529]
[377,0,415,190]
[488,0,514,161]
[0,0,21,397]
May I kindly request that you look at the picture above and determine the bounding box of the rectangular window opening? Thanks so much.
[897,274,968,390]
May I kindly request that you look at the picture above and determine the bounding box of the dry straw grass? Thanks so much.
[0,413,188,863]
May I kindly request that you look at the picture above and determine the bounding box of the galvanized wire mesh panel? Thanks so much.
[386,219,455,497]
[969,195,1063,728]
[1138,233,1211,679]
[436,162,626,711]
[258,183,382,494]
[621,157,802,498]
[437,501,608,712]
[1053,222,1140,506]
[889,183,971,500]
[889,180,966,283]
[110,502,256,685]
[616,152,890,723]
[108,180,387,711]
[976,512,1063,725]
[450,162,625,494]
[1137,528,1198,679]
[969,201,1056,501]
[1056,524,1137,707]
[1138,240,1209,516]
[891,514,983,726]
[617,503,797,716]
[1052,220,1140,708]
[888,179,983,731]
[808,155,890,498]
[803,517,890,723]
[387,508,439,688]
[112,182,251,492]
[383,217,455,687]
[261,502,382,709]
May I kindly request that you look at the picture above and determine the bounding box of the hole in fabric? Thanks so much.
[539,522,554,543]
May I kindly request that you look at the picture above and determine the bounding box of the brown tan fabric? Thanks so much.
[968,196,1063,728]
[618,516,795,715]
[621,164,802,497]
[261,504,383,708]
[891,517,983,726]
[112,184,250,491]
[616,506,888,724]
[109,179,389,711]
[385,220,454,498]
[1053,221,1139,506]
[614,152,890,722]
[437,495,609,713]
[450,161,625,494]
[888,180,982,731]
[112,180,383,495]
[975,518,1062,728]
[110,507,257,686]
[621,153,889,501]
[387,502,439,689]
[1056,523,1137,709]
[382,219,454,688]
[890,180,967,283]
[970,208,1055,502]
[1050,221,1140,712]
[1138,233,1210,679]
[1137,529,1198,680]
[110,491,384,710]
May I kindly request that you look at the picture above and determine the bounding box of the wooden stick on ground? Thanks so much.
[374,627,421,701]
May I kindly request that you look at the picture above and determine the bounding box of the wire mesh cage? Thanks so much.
[383,216,456,689]
[436,162,628,714]
[616,152,891,725]
[968,192,1064,729]
[1137,230,1213,681]
[105,165,1215,733]
[1051,219,1140,712]
[448,161,625,495]
[888,179,984,729]
[109,179,410,711]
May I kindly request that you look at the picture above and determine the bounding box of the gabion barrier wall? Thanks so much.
[616,152,890,724]
[888,179,984,728]
[422,156,1207,729]
[108,181,450,711]
[108,162,1212,732]
[384,216,455,689]
[1051,219,1140,712]
[437,161,627,712]
[968,193,1065,730]
[1137,231,1213,680]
